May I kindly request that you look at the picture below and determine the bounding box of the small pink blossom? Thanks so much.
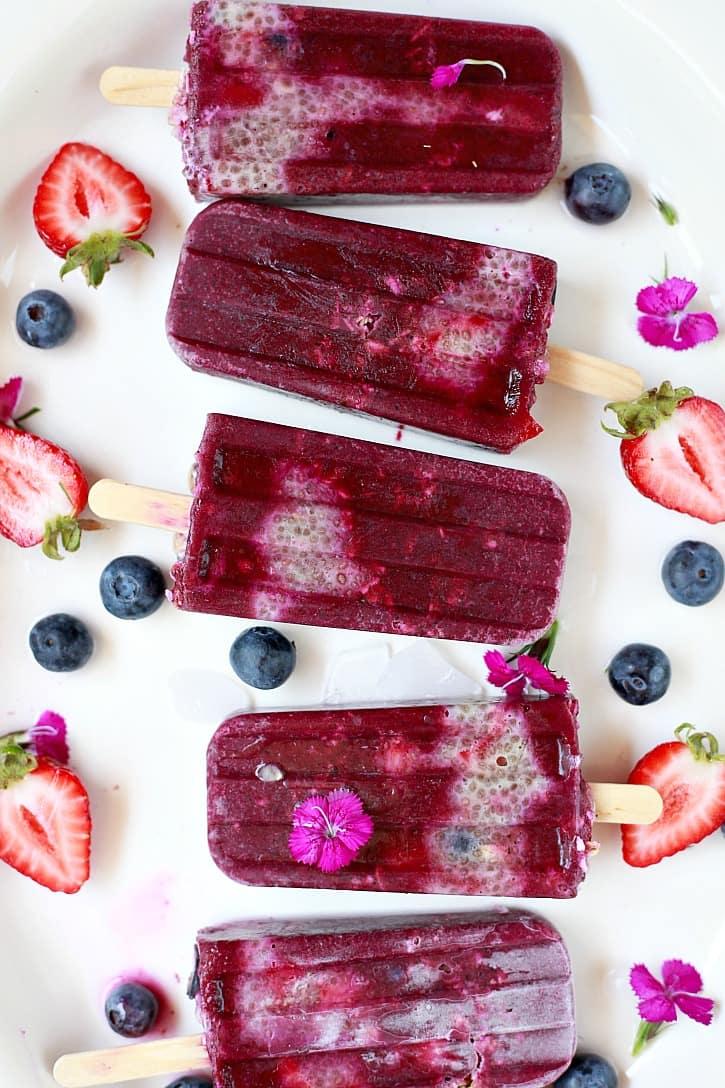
[636,277,718,351]
[0,376,23,425]
[28,710,69,765]
[484,649,568,697]
[430,58,506,89]
[289,788,373,873]
[630,959,714,1056]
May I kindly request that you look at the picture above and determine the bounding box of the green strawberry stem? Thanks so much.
[675,723,725,762]
[602,381,693,439]
[0,734,37,789]
[60,230,154,288]
[632,1018,667,1057]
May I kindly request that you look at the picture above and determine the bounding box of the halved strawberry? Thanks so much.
[0,758,91,893]
[603,381,725,523]
[0,422,89,558]
[33,142,153,287]
[622,724,725,867]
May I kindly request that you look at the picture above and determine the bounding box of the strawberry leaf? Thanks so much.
[42,515,83,560]
[60,230,154,288]
[602,381,694,438]
[0,735,37,790]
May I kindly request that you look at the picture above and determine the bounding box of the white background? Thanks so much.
[2,1,725,1085]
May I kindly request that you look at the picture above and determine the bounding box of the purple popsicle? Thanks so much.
[173,1,562,200]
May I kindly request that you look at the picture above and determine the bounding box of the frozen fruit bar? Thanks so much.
[173,1,562,200]
[171,414,570,642]
[166,200,556,451]
[207,696,593,896]
[191,911,576,1088]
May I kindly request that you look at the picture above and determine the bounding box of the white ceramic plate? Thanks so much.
[2,1,725,1084]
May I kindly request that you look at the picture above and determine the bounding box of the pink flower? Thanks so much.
[28,710,69,765]
[0,376,23,425]
[636,277,718,351]
[430,58,506,89]
[289,788,373,873]
[630,959,714,1056]
[484,650,568,697]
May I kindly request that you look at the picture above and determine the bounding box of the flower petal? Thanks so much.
[675,311,718,349]
[637,314,682,349]
[289,824,323,866]
[484,650,524,693]
[673,993,714,1026]
[29,710,69,765]
[661,959,703,995]
[518,655,569,695]
[0,376,23,425]
[430,61,465,88]
[636,284,673,317]
[658,276,699,312]
[638,994,678,1023]
[630,963,665,1001]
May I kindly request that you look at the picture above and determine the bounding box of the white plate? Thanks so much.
[2,1,725,1084]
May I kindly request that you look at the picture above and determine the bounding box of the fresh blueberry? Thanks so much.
[607,643,671,706]
[564,163,632,224]
[15,289,75,349]
[29,613,93,672]
[104,981,159,1038]
[100,555,166,620]
[552,1053,618,1088]
[662,540,724,606]
[229,626,296,689]
[165,1079,212,1088]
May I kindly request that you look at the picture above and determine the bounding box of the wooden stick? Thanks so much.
[89,480,191,532]
[590,783,662,825]
[53,1035,207,1088]
[547,345,643,401]
[100,66,180,108]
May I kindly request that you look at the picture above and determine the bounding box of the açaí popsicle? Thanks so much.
[166,200,556,451]
[207,695,594,897]
[163,413,571,643]
[53,910,577,1088]
[102,1,562,201]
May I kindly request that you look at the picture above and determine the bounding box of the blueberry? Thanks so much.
[165,1079,212,1088]
[16,290,75,349]
[229,626,296,689]
[552,1053,618,1088]
[104,981,159,1038]
[29,613,93,672]
[564,163,631,224]
[662,540,724,606]
[100,555,166,620]
[607,643,670,706]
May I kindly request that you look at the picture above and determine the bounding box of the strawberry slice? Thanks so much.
[0,422,89,558]
[0,757,91,894]
[622,724,725,867]
[33,142,153,287]
[603,381,725,523]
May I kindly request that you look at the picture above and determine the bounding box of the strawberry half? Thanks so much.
[0,744,90,894]
[0,422,89,558]
[603,381,725,523]
[622,724,725,867]
[33,142,153,287]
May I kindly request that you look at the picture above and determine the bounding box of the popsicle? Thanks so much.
[100,2,563,201]
[167,200,556,451]
[208,695,661,897]
[90,412,571,643]
[54,910,578,1088]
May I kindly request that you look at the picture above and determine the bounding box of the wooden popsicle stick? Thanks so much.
[547,345,643,401]
[590,782,662,825]
[53,1034,207,1088]
[89,480,191,532]
[100,66,180,108]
